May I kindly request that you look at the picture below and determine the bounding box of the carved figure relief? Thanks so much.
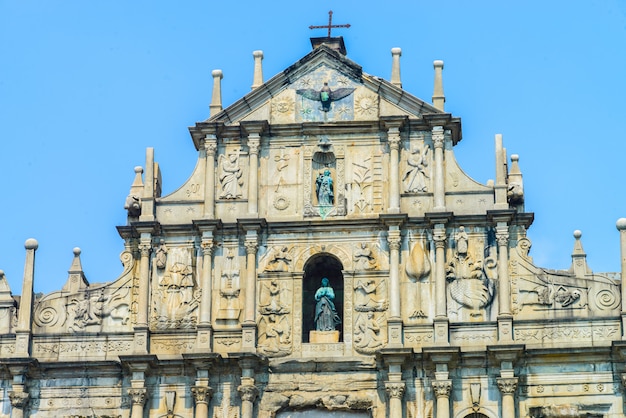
[263,246,293,272]
[403,142,430,193]
[155,239,168,270]
[218,149,244,199]
[353,243,377,270]
[217,249,241,322]
[446,230,496,318]
[354,278,387,311]
[152,247,198,329]
[259,280,290,315]
[65,288,130,333]
[354,312,385,353]
[257,313,292,357]
[124,194,141,217]
[515,274,586,314]
[316,169,334,206]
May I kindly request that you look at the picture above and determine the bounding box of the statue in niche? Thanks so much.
[446,252,495,317]
[403,143,430,193]
[218,149,243,199]
[354,312,384,353]
[455,226,468,256]
[257,313,291,356]
[259,280,290,315]
[354,279,387,312]
[315,168,334,206]
[155,239,168,270]
[353,243,376,270]
[314,278,341,331]
[264,246,292,272]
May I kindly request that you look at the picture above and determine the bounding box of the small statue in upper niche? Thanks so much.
[455,226,468,257]
[314,278,341,331]
[315,169,334,206]
[219,149,244,199]
[403,143,430,193]
[155,239,168,270]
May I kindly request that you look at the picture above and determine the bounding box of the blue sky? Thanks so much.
[1,1,625,295]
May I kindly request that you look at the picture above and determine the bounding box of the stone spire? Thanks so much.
[62,247,89,293]
[390,48,402,88]
[569,230,591,277]
[432,60,445,111]
[209,69,223,117]
[251,51,264,90]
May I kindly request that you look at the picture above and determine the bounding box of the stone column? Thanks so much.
[8,388,29,418]
[432,126,446,211]
[15,238,37,356]
[203,135,217,219]
[496,224,511,316]
[388,127,401,213]
[238,383,258,418]
[247,134,260,217]
[243,234,258,349]
[128,388,148,418]
[199,237,214,326]
[432,380,452,418]
[617,218,626,337]
[433,226,447,318]
[137,236,152,328]
[497,378,518,418]
[191,386,213,418]
[387,228,402,345]
[385,382,405,418]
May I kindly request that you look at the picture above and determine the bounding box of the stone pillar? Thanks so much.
[243,234,258,349]
[191,386,213,418]
[199,236,214,326]
[238,384,258,418]
[203,135,217,219]
[432,126,446,211]
[128,388,148,418]
[617,218,626,337]
[432,60,445,111]
[251,50,264,90]
[496,224,511,316]
[134,231,152,353]
[15,238,37,356]
[387,228,402,345]
[209,69,223,117]
[385,382,405,418]
[433,225,447,318]
[8,389,29,418]
[432,380,452,418]
[497,378,518,418]
[388,127,401,213]
[139,147,155,222]
[390,47,402,88]
[494,134,508,209]
[247,134,260,217]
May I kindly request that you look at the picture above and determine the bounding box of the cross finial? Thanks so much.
[309,10,351,37]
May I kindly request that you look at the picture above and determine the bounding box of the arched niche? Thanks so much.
[277,410,368,418]
[462,413,489,418]
[302,253,344,343]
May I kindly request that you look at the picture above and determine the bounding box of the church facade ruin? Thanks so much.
[1,33,626,418]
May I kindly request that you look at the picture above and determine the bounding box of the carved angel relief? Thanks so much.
[218,149,244,199]
[354,312,386,354]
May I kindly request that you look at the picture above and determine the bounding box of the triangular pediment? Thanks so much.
[207,44,443,127]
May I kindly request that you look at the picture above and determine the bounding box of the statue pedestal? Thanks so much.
[309,330,339,343]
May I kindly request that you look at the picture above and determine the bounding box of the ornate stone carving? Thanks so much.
[432,380,451,398]
[353,243,377,270]
[128,388,147,406]
[154,239,168,270]
[217,248,241,322]
[403,142,430,193]
[354,278,387,311]
[218,149,244,199]
[9,391,29,408]
[497,378,518,394]
[263,246,292,272]
[237,384,258,402]
[432,129,444,148]
[351,159,373,214]
[257,313,292,357]
[259,280,290,315]
[354,312,386,353]
[191,386,213,404]
[385,382,405,399]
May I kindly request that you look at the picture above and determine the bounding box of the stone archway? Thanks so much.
[277,411,368,418]
[463,413,489,418]
[302,253,344,343]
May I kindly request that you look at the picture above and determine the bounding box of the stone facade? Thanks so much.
[1,37,625,418]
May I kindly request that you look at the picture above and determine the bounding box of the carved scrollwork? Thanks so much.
[127,388,147,406]
[191,386,213,405]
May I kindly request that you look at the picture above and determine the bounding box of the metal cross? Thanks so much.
[309,10,351,37]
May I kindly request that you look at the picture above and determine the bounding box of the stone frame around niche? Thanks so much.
[303,144,346,218]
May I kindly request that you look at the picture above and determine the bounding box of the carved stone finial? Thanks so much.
[251,50,264,90]
[210,69,223,117]
[390,47,402,88]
